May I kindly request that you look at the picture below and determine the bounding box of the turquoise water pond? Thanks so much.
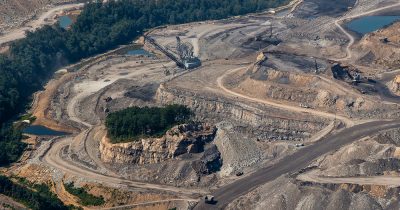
[59,16,73,29]
[23,125,69,136]
[346,16,400,35]
[126,49,153,56]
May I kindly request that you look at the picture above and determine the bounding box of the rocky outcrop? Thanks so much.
[156,83,326,141]
[192,145,222,175]
[388,75,400,96]
[353,22,400,70]
[99,123,217,164]
[226,176,399,210]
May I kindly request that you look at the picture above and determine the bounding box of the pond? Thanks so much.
[23,125,69,136]
[126,49,153,56]
[346,15,400,35]
[59,15,73,29]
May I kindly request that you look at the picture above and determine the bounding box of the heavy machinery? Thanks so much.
[176,36,194,59]
[204,195,215,204]
[176,36,201,69]
[144,35,200,69]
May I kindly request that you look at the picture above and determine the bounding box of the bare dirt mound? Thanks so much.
[353,22,400,70]
[224,65,376,117]
[227,176,399,210]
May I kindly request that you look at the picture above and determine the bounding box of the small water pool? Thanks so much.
[346,16,400,35]
[59,16,73,29]
[23,125,69,136]
[126,49,153,56]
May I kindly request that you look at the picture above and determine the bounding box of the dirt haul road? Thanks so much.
[334,2,400,61]
[0,3,84,45]
[217,66,355,126]
[23,0,400,209]
[42,136,208,196]
[195,119,400,210]
[195,2,400,209]
[297,173,400,187]
[30,50,212,201]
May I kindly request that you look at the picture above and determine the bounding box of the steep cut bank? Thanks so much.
[353,22,400,70]
[155,83,326,142]
[100,123,217,165]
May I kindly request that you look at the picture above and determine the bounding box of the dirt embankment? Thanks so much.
[0,194,28,210]
[156,82,326,141]
[353,22,400,70]
[31,72,77,133]
[84,183,186,209]
[227,175,400,210]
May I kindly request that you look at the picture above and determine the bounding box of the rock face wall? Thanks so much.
[388,75,400,96]
[155,83,326,141]
[100,123,217,164]
[192,145,222,175]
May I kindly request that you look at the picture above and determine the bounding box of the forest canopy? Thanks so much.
[105,105,192,143]
[0,176,71,210]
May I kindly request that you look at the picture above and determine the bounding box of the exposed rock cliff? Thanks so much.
[155,83,326,142]
[99,123,217,164]
[388,75,400,96]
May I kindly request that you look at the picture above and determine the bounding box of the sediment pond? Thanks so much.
[346,15,400,35]
[59,15,73,29]
[23,125,69,136]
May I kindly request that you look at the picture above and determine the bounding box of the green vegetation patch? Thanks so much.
[0,125,26,166]
[19,113,37,123]
[64,182,105,206]
[105,105,192,143]
[0,176,73,210]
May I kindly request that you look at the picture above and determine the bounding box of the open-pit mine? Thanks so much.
[2,0,400,209]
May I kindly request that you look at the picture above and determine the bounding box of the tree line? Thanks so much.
[0,126,26,166]
[0,176,75,210]
[106,105,192,143]
[64,182,105,206]
[0,0,289,164]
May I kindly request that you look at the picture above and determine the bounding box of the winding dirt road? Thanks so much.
[334,2,400,60]
[195,119,400,209]
[35,57,210,202]
[298,173,400,187]
[0,3,84,46]
[43,136,207,196]
[194,2,400,209]
[98,199,198,210]
[217,66,355,126]
[28,0,400,209]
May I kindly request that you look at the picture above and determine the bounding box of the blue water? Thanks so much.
[126,49,153,56]
[23,125,69,136]
[59,16,73,29]
[346,16,400,35]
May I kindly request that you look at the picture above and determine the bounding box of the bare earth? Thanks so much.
[3,0,400,209]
